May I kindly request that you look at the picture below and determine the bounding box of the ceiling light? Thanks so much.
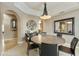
[40,2,51,20]
[67,21,72,24]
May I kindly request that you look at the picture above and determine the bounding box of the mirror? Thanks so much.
[54,17,74,35]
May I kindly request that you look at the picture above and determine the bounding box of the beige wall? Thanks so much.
[43,9,79,45]
[43,19,54,35]
[0,8,2,55]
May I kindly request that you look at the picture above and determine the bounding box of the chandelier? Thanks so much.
[40,2,51,20]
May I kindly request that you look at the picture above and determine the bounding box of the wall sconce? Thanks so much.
[2,24,4,33]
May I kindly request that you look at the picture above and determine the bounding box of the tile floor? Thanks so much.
[3,41,79,56]
[4,41,27,56]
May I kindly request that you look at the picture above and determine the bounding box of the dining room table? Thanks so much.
[31,34,65,56]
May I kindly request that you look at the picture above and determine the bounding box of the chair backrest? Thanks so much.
[39,32,47,36]
[25,33,29,42]
[71,37,79,50]
[57,33,62,37]
[32,32,38,37]
[25,33,29,38]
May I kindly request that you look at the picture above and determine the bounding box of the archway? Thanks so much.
[4,10,19,51]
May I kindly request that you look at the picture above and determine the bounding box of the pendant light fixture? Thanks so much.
[40,2,51,20]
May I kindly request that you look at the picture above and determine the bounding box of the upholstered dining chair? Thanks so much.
[59,37,79,56]
[25,33,39,55]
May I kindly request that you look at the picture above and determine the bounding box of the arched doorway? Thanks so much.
[4,10,18,51]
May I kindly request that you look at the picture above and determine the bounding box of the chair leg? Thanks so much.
[71,54,73,56]
[73,51,75,56]
[27,49,29,56]
[71,53,75,56]
[73,53,75,56]
[34,48,38,52]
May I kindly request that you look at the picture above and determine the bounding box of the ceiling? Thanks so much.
[1,2,79,17]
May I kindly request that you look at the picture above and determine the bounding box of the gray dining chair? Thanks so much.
[59,37,79,56]
[39,32,47,36]
[25,33,39,55]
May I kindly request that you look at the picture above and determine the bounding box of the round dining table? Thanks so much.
[31,34,65,56]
